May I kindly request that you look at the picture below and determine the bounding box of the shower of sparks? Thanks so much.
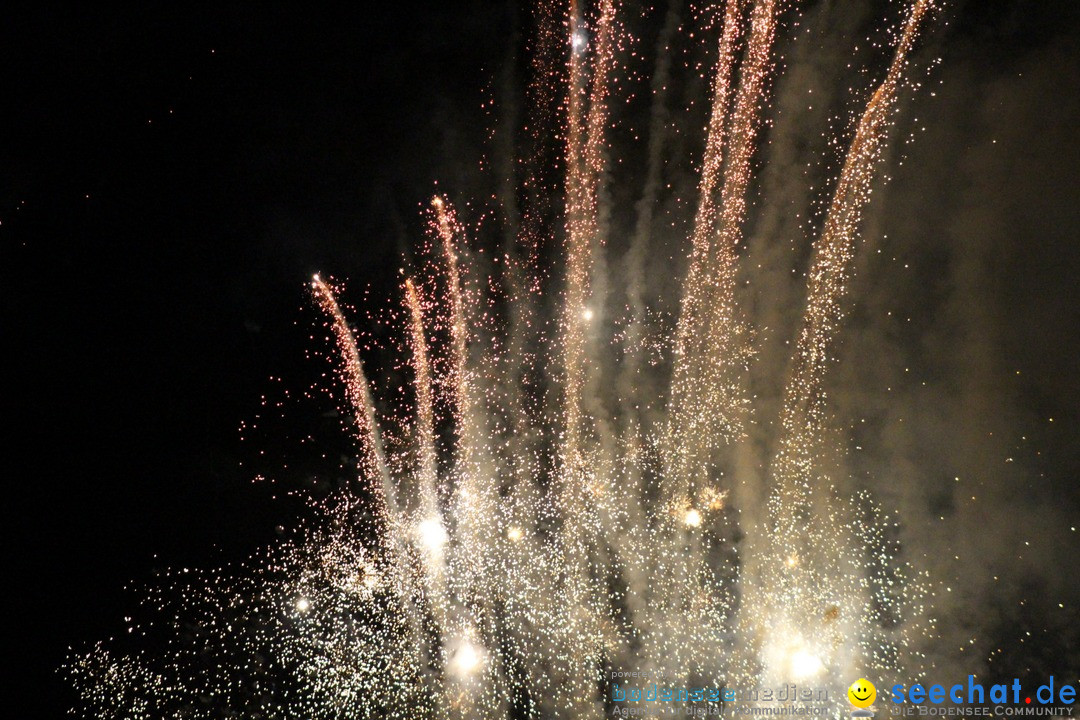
[752,0,939,689]
[69,1,941,718]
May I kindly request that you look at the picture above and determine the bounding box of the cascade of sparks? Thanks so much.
[750,0,938,689]
[69,1,941,717]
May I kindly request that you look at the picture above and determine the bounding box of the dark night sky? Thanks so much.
[2,3,511,715]
[2,2,1077,717]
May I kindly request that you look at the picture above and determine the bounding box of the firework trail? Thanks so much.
[310,274,393,554]
[669,0,767,507]
[772,0,935,531]
[68,1,941,717]
[622,0,681,398]
[431,197,471,454]
[559,0,617,478]
[770,0,935,556]
[405,278,439,517]
[652,1,785,681]
[552,2,622,714]
[746,0,936,687]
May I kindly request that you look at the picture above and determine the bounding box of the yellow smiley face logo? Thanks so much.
[848,678,876,708]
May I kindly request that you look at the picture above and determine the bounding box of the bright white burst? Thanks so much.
[571,29,588,53]
[790,649,825,680]
[417,516,448,554]
[450,641,485,678]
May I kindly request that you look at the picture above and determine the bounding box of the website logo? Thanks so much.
[850,678,878,717]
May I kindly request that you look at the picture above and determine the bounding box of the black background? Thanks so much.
[2,2,1077,717]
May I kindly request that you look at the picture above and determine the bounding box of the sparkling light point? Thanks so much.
[417,517,448,553]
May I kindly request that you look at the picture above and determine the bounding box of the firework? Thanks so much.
[69,1,940,717]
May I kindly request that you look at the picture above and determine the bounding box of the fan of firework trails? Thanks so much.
[70,0,939,717]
